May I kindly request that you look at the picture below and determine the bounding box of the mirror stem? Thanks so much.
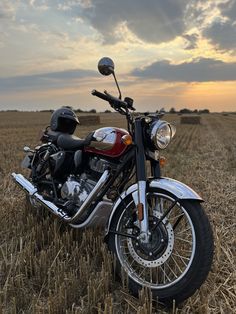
[112,72,122,100]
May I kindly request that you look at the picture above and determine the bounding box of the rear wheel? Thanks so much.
[107,189,213,305]
[24,171,46,216]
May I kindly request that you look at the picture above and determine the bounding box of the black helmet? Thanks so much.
[50,107,80,134]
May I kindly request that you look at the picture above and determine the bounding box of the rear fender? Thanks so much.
[105,177,203,238]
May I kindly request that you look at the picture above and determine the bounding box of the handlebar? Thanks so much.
[91,89,135,111]
[91,89,111,102]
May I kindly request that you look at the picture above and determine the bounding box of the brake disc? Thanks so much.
[127,213,174,267]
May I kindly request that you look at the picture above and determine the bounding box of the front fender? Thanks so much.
[149,177,203,201]
[105,177,203,237]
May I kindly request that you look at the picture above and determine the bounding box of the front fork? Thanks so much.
[134,120,161,243]
[137,180,149,242]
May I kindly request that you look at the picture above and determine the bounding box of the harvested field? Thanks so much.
[0,112,235,313]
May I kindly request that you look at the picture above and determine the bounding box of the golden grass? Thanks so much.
[0,112,235,313]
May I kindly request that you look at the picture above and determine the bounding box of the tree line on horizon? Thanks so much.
[1,107,236,114]
[168,107,210,114]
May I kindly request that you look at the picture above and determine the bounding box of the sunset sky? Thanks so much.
[0,0,236,112]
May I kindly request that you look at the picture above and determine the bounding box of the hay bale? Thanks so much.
[180,115,201,124]
[79,115,100,125]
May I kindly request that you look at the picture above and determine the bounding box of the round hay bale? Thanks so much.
[180,115,201,124]
[79,115,100,125]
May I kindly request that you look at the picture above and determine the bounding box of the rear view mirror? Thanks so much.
[98,57,115,76]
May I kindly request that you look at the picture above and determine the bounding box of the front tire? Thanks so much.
[107,189,213,306]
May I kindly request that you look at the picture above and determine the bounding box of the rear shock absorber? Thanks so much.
[36,148,51,173]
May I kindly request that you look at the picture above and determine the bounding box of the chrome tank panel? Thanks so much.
[89,127,116,150]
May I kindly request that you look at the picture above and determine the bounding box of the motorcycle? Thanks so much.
[12,57,213,306]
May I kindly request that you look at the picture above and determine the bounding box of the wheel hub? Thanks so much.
[127,215,174,267]
[135,216,168,258]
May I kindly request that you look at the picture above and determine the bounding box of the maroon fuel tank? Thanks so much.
[84,127,129,158]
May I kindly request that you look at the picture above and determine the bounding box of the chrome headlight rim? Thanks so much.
[151,120,176,150]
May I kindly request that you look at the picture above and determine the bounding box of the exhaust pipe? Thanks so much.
[12,172,69,219]
[11,170,110,224]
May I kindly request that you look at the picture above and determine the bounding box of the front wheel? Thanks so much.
[107,189,213,306]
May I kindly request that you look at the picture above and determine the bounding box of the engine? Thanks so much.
[88,156,112,173]
[60,156,116,210]
[60,173,97,208]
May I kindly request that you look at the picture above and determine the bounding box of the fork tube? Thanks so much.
[151,159,161,178]
[135,120,149,241]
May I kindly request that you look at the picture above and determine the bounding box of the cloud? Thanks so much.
[202,0,236,50]
[0,0,16,20]
[219,0,236,20]
[183,33,199,50]
[75,0,189,44]
[0,69,98,92]
[203,20,236,50]
[28,0,50,11]
[132,58,236,82]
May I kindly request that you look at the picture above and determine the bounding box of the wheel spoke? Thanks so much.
[152,267,159,284]
[157,197,164,214]
[129,258,136,268]
[169,213,185,224]
[122,251,132,256]
[137,265,146,278]
[164,261,178,279]
[172,252,191,261]
[173,214,184,229]
[175,236,192,244]
[172,253,190,267]
[149,268,153,283]
[170,255,183,274]
[175,227,191,235]
[119,244,128,249]
[160,264,171,283]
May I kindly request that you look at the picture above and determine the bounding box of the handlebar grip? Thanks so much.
[92,89,133,111]
[91,89,110,102]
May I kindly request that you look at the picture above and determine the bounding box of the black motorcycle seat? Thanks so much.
[46,129,64,143]
[57,134,85,150]
[57,132,94,150]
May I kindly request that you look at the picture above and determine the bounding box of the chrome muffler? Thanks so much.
[12,172,69,219]
[11,170,110,224]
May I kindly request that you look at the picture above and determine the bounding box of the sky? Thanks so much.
[0,0,236,112]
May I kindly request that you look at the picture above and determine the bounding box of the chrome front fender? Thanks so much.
[149,177,203,201]
[105,177,203,237]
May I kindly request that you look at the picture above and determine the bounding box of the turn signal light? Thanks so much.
[159,156,167,167]
[137,203,144,221]
[121,134,133,146]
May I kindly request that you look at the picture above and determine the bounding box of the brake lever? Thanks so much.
[124,97,135,111]
[104,90,128,108]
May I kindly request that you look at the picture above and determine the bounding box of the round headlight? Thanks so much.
[151,120,176,149]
